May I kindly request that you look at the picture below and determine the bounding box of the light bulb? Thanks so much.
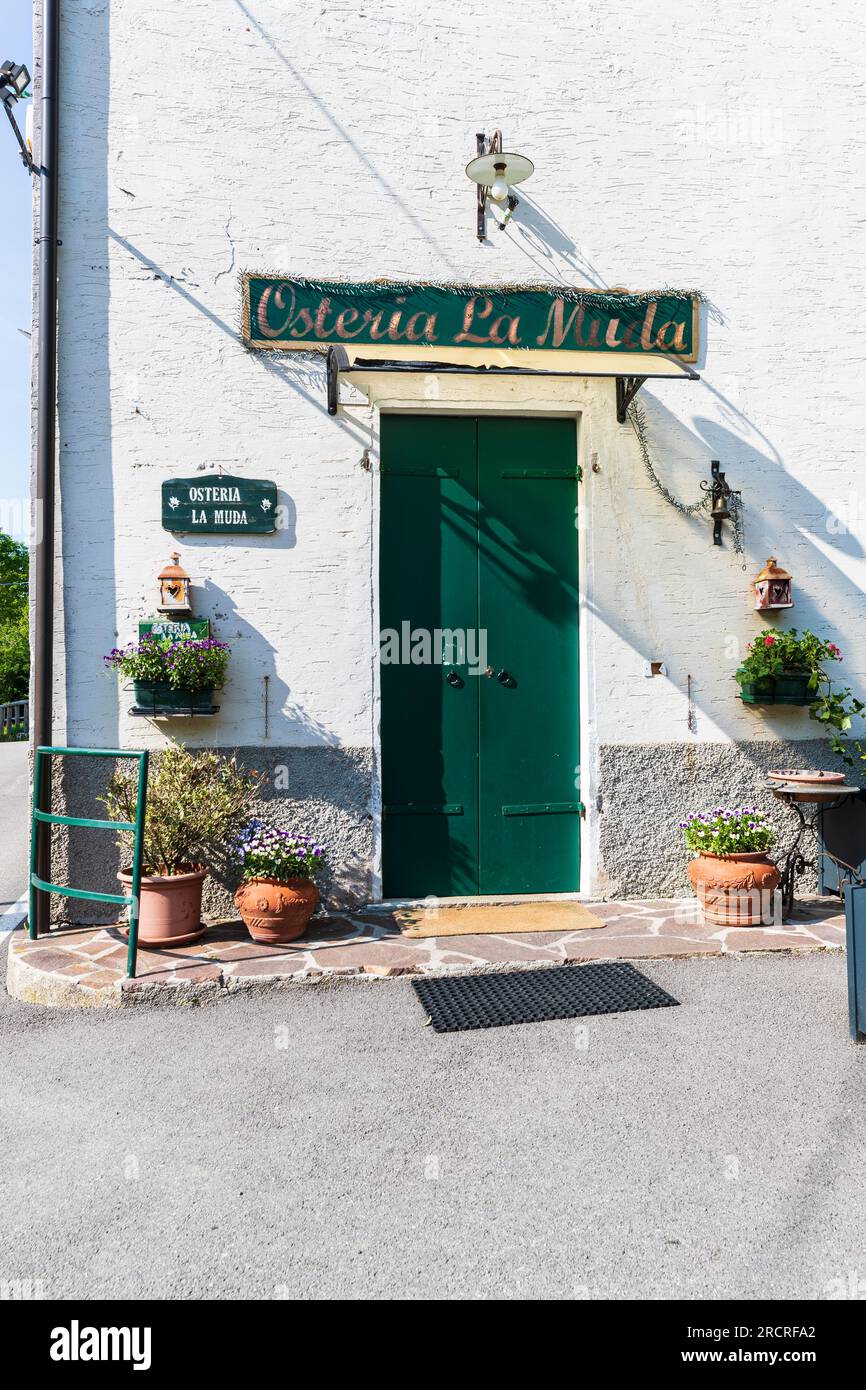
[489,169,509,203]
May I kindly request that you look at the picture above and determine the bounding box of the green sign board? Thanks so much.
[162,474,277,534]
[139,619,210,642]
[243,276,699,361]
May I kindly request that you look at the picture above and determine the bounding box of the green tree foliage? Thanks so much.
[0,532,28,624]
[0,609,28,704]
[0,532,29,704]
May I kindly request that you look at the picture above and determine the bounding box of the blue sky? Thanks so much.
[0,1,33,540]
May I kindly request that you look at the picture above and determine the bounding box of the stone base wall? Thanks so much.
[47,747,374,925]
[41,737,859,923]
[596,739,854,898]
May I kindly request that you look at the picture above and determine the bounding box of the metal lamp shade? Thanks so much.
[465,151,535,189]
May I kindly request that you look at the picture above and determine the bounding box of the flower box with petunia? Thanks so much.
[104,634,231,714]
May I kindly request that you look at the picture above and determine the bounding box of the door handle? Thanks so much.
[497,669,516,687]
[445,670,464,688]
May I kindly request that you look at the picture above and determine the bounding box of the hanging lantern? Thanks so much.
[754,557,793,611]
[157,552,191,614]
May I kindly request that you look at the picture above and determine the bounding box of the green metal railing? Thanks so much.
[29,746,149,978]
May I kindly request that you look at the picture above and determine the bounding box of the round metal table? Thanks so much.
[765,779,860,918]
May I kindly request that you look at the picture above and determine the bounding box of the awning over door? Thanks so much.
[323,344,699,421]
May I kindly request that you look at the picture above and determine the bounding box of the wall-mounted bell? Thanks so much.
[711,490,731,524]
[701,459,739,546]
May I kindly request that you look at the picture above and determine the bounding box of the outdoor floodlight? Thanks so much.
[0,60,30,97]
[1,59,34,172]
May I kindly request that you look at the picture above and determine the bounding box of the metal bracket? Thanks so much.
[475,129,502,242]
[615,375,647,424]
[2,95,34,173]
[327,344,350,416]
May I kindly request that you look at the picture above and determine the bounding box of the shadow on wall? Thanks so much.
[580,384,866,761]
[586,387,866,896]
[205,746,374,913]
[230,0,464,278]
[98,0,866,771]
[107,229,371,449]
[502,194,611,288]
[53,565,370,921]
[53,742,373,925]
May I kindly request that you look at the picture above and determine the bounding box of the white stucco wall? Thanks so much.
[44,0,866,762]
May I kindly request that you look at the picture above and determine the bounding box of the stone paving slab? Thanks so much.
[5,896,846,1008]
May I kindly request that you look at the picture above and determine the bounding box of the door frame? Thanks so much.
[369,388,595,904]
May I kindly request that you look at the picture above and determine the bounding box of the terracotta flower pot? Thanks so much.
[117,865,207,946]
[234,877,320,943]
[687,851,781,926]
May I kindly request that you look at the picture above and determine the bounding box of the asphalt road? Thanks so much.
[0,742,28,914]
[1,944,864,1300]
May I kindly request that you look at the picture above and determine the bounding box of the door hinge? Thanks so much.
[576,464,584,482]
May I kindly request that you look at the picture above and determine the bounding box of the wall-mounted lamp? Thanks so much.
[465,130,534,242]
[754,557,793,610]
[157,552,192,615]
[0,59,33,173]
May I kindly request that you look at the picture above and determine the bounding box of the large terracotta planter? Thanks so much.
[687,851,781,926]
[234,877,320,943]
[117,865,207,946]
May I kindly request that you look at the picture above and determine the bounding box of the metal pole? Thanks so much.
[126,752,149,978]
[32,0,61,933]
[28,748,43,938]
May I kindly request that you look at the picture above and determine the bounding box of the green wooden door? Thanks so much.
[380,414,579,898]
[477,418,581,893]
[379,416,480,898]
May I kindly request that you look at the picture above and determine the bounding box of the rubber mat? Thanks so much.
[412,962,679,1032]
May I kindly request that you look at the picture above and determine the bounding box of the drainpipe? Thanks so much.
[32,0,61,934]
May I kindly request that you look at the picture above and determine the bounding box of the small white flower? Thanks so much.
[261,498,272,512]
[168,495,180,509]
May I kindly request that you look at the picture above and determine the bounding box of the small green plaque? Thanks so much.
[162,474,277,534]
[139,619,210,642]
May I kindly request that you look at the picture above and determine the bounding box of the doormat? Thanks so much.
[412,962,680,1032]
[397,900,606,939]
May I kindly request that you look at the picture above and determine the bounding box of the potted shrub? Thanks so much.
[102,747,259,946]
[104,634,231,714]
[681,806,780,926]
[735,628,841,706]
[232,819,327,943]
